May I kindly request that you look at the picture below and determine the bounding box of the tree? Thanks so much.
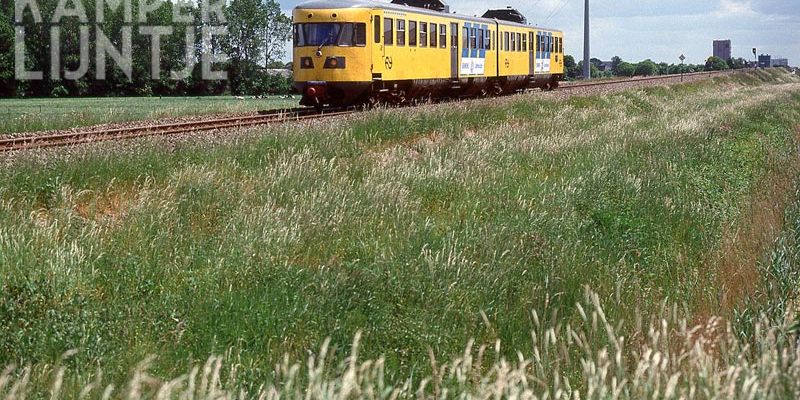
[263,0,291,68]
[0,9,15,96]
[658,62,669,75]
[225,0,266,93]
[635,59,658,76]
[225,0,291,94]
[610,56,622,75]
[705,56,729,71]
[577,60,600,78]
[564,55,580,79]
[589,57,603,70]
[616,62,636,77]
[727,57,747,69]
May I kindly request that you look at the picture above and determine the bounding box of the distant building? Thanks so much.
[598,61,614,71]
[264,68,292,79]
[758,54,772,68]
[771,58,789,67]
[713,40,732,60]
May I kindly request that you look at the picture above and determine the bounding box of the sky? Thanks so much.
[279,0,800,65]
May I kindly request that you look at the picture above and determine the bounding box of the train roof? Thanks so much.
[294,0,562,32]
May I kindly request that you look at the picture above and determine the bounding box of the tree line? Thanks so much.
[0,0,292,97]
[563,55,753,80]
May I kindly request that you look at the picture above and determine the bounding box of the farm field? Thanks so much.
[0,96,297,134]
[2,70,800,398]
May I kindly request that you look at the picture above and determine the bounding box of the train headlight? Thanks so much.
[301,57,314,69]
[324,57,346,69]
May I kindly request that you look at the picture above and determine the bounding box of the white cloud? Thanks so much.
[713,0,757,18]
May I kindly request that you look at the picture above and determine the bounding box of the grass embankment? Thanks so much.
[1,69,800,398]
[0,96,296,134]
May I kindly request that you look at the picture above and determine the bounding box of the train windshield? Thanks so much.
[294,23,367,47]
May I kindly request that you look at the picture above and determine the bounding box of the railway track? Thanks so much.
[0,107,355,153]
[558,70,732,90]
[1,71,734,154]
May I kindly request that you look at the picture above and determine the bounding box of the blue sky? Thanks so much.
[279,0,800,65]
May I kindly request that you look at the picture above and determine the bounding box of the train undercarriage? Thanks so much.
[297,74,561,108]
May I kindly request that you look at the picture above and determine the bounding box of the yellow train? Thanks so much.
[292,0,564,108]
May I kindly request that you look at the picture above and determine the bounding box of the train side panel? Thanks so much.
[293,0,565,106]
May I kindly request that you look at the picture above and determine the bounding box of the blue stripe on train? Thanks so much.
[462,22,470,58]
[480,25,487,58]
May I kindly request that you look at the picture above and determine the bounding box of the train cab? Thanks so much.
[292,1,374,107]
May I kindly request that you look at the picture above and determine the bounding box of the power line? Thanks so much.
[543,0,569,25]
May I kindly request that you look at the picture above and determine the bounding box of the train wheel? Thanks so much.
[367,95,381,109]
[491,84,503,96]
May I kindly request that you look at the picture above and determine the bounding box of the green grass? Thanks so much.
[2,69,800,398]
[0,96,297,134]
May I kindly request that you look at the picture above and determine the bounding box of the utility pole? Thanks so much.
[583,0,590,79]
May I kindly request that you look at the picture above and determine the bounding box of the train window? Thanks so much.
[397,19,405,46]
[374,16,380,44]
[510,32,516,52]
[354,23,367,46]
[560,37,563,53]
[385,18,393,45]
[477,28,484,51]
[409,21,417,46]
[294,23,367,47]
[517,33,522,51]
[440,24,447,48]
[504,32,509,51]
[522,33,527,52]
[430,23,437,47]
[492,31,496,50]
[530,32,535,52]
[462,27,469,49]
[485,29,490,50]
[420,22,427,47]
[470,28,477,50]
[539,34,544,53]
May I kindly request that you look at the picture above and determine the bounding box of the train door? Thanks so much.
[450,22,459,80]
[529,32,535,75]
[372,13,385,78]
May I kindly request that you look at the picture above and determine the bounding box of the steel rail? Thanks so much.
[0,107,354,153]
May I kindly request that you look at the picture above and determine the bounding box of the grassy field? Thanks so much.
[0,96,297,134]
[1,69,800,398]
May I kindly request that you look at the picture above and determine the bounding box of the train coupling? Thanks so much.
[301,81,327,107]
